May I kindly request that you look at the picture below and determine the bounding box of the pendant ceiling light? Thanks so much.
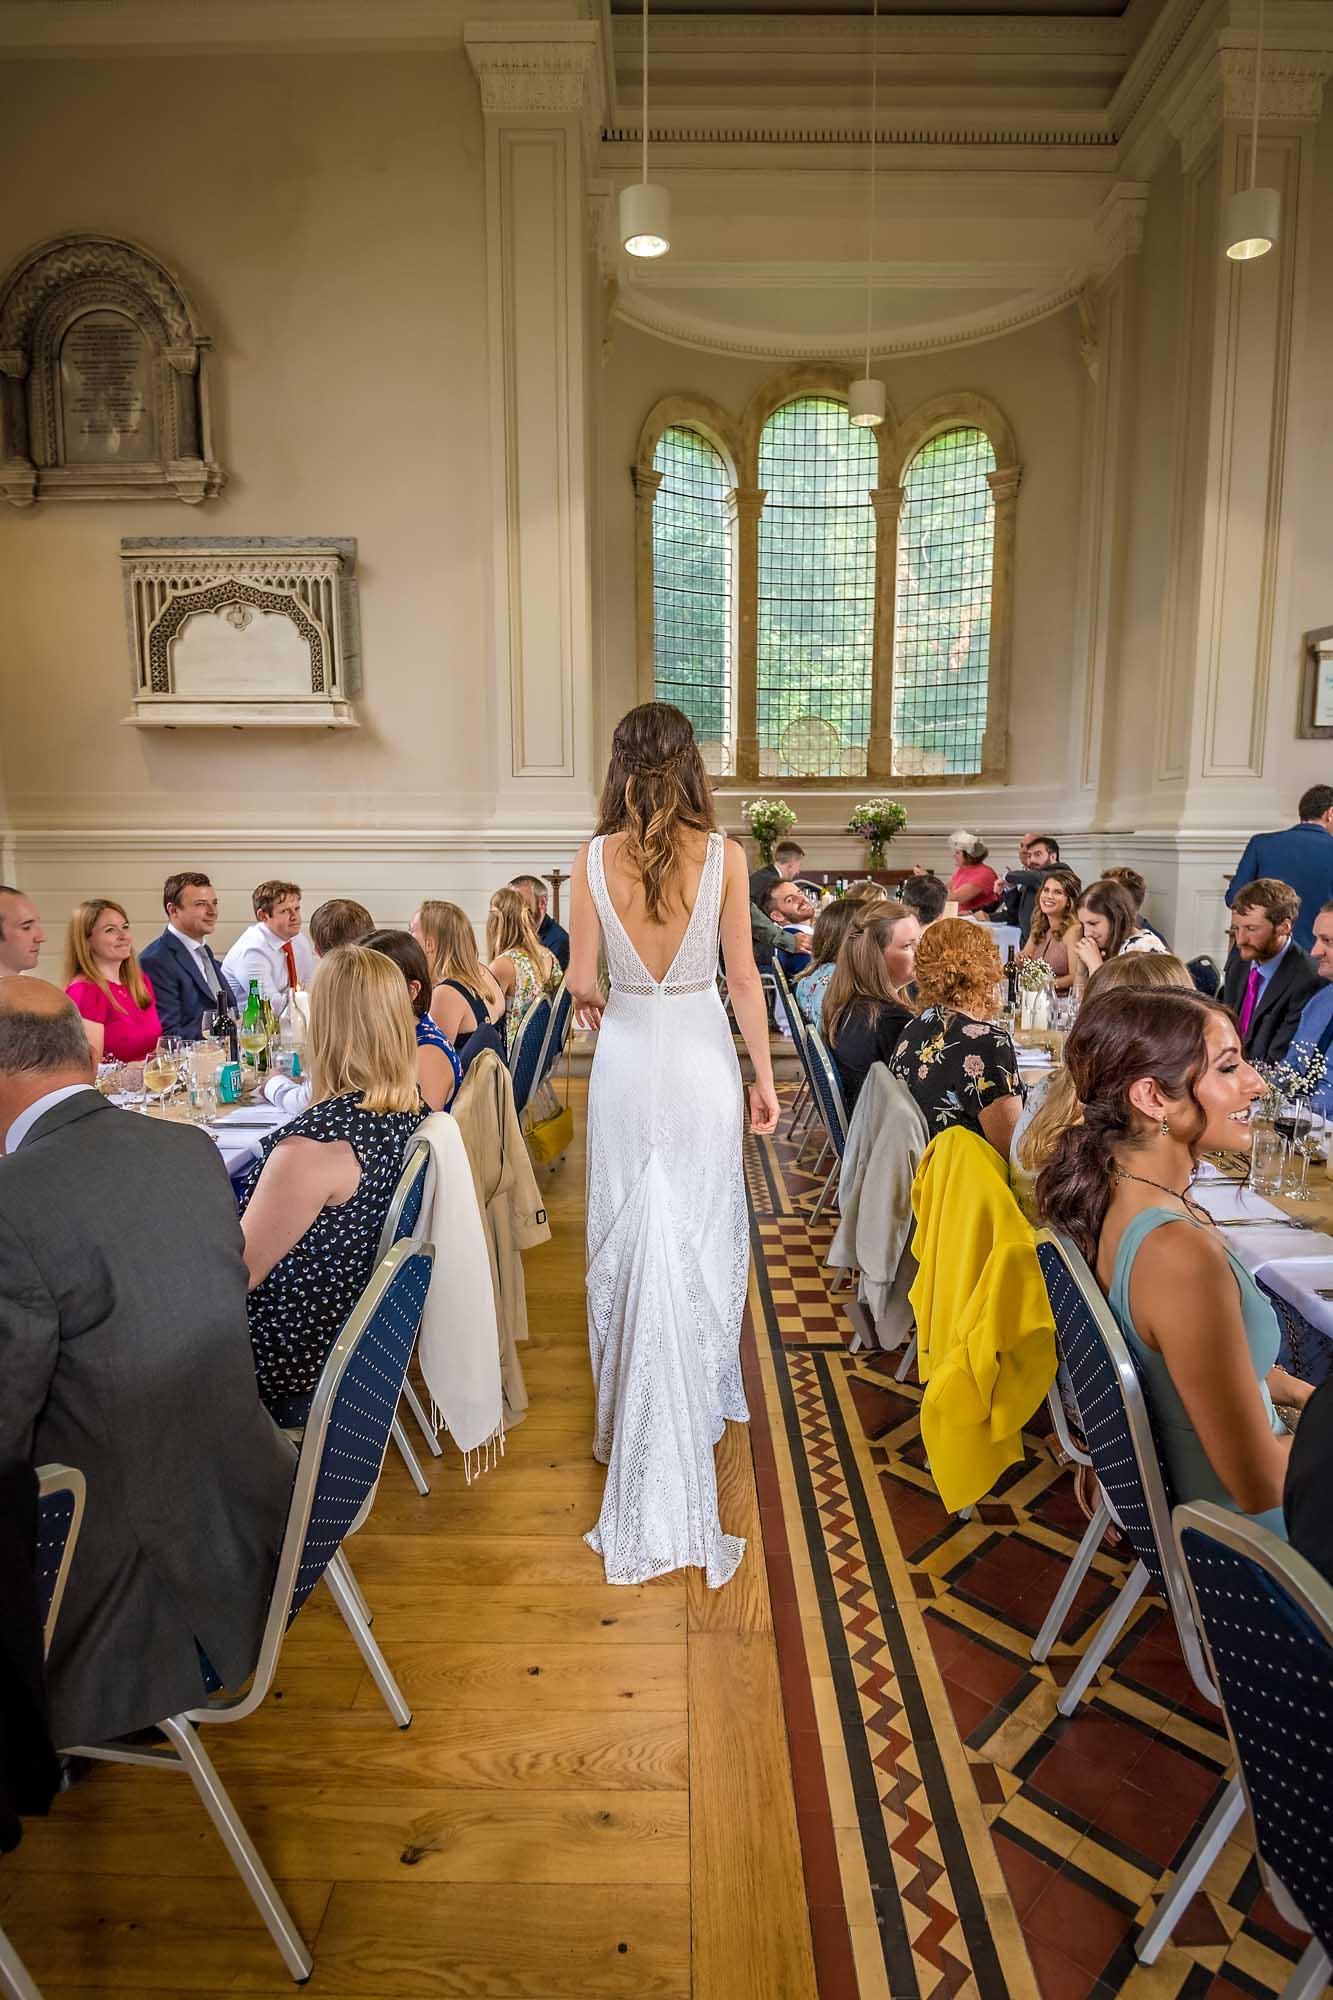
[849,0,885,428]
[620,0,670,258]
[1223,0,1279,261]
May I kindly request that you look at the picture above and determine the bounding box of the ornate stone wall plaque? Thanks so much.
[121,538,360,729]
[0,233,224,506]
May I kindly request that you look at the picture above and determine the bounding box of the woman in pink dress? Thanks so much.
[65,899,163,1062]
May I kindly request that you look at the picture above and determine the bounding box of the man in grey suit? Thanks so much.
[0,979,293,1747]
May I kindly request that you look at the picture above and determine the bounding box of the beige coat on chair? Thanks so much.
[828,1065,930,1351]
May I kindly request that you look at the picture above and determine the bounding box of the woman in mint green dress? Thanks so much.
[1037,987,1312,1534]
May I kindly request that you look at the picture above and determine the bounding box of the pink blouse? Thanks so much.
[66,974,163,1063]
[947,862,1001,913]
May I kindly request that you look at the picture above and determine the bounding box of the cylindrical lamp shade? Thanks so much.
[620,182,671,259]
[1223,184,1280,261]
[848,376,886,428]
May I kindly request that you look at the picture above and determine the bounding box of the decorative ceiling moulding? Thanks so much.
[1167,46,1331,169]
[622,15,1131,50]
[0,233,223,508]
[464,24,604,156]
[614,280,1080,362]
[1090,179,1150,277]
[601,119,1117,149]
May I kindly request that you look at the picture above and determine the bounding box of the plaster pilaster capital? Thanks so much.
[464,25,604,154]
[870,485,905,525]
[1091,180,1149,278]
[632,466,663,506]
[987,466,1022,508]
[728,486,768,524]
[1167,46,1331,170]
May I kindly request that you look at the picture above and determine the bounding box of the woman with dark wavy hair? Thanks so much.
[568,701,779,1589]
[1036,987,1310,1530]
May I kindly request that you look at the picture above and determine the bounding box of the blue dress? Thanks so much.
[1108,1207,1289,1538]
[416,1012,462,1106]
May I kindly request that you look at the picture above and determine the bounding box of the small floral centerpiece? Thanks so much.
[1270,1040,1329,1104]
[1017,957,1055,994]
[846,798,908,868]
[1016,955,1055,1033]
[742,797,797,867]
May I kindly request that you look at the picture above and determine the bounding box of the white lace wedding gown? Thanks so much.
[584,830,749,1587]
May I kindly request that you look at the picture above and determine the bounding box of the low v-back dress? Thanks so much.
[584,831,749,1587]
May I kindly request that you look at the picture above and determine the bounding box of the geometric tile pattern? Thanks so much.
[745,1085,1316,2000]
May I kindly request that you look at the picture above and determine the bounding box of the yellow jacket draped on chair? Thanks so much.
[908,1127,1057,1512]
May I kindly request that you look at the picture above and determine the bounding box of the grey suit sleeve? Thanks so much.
[0,1209,60,1461]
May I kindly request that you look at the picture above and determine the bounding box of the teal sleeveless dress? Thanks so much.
[1108,1207,1289,1539]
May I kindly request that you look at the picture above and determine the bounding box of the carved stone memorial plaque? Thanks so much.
[61,310,157,464]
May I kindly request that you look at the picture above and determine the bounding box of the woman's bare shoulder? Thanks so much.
[1131,1212,1233,1284]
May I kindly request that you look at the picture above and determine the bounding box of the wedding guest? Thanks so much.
[0,888,44,975]
[1285,1374,1333,1584]
[139,873,236,1041]
[749,839,805,909]
[360,927,462,1112]
[487,887,557,1052]
[765,879,816,978]
[1019,868,1083,992]
[1037,987,1310,1529]
[842,879,888,909]
[1286,900,1333,1115]
[1228,785,1333,951]
[1103,865,1168,947]
[0,978,292,1745]
[1221,878,1320,1065]
[946,831,1002,915]
[64,898,163,1063]
[998,834,1062,942]
[307,898,373,957]
[509,874,570,972]
[824,901,919,1115]
[900,872,948,928]
[412,900,506,1065]
[889,919,1022,1156]
[1073,879,1170,989]
[221,880,316,1005]
[793,898,859,1031]
[238,946,424,1418]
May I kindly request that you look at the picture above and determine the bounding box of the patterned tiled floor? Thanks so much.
[742,1085,1318,2000]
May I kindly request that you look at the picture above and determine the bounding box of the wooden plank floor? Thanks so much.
[3,1081,818,2000]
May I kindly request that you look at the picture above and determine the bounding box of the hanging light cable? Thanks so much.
[1223,0,1279,260]
[620,0,671,258]
[849,0,886,427]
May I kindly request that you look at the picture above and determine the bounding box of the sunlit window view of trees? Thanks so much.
[892,428,996,777]
[651,425,733,775]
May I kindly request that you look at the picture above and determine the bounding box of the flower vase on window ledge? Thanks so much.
[846,798,907,871]
[742,797,797,868]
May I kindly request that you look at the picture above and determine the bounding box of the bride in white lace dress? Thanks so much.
[567,703,780,1588]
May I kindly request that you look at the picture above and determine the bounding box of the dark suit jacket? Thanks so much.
[1222,943,1321,1064]
[1001,866,1057,944]
[138,928,235,1041]
[538,914,570,972]
[1227,821,1333,952]
[0,1092,293,1745]
[1285,1373,1333,1586]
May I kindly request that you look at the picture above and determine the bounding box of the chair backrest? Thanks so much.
[376,1139,430,1259]
[1176,1502,1333,1956]
[535,980,572,1090]
[35,1464,86,1656]
[771,961,810,1053]
[1034,1230,1215,1698]
[804,1025,849,1159]
[198,1240,434,1721]
[508,993,551,1116]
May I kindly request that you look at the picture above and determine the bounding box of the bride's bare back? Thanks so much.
[597,828,717,985]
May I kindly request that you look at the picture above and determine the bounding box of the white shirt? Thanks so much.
[221,922,316,1006]
[168,921,224,998]
[5,1083,98,1155]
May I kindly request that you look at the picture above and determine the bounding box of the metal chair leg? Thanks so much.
[1279,1940,1332,2000]
[810,1160,839,1224]
[894,1333,919,1383]
[401,1379,443,1457]
[324,1554,412,1728]
[391,1414,430,1496]
[1056,1559,1150,1716]
[159,1715,313,1983]
[0,1927,44,2000]
[1031,1501,1109,1664]
[1135,1774,1244,1964]
[331,1548,373,1627]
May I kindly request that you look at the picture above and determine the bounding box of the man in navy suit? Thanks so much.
[139,872,236,1040]
[509,873,570,972]
[1227,786,1333,952]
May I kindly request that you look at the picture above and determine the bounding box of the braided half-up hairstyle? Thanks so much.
[1035,987,1230,1267]
[595,701,716,922]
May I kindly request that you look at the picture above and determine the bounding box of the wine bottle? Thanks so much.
[1004,948,1019,1015]
[240,979,264,1067]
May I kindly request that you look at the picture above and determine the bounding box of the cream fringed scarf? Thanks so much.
[408,1112,505,1480]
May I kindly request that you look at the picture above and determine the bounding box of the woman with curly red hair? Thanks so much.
[887,918,1024,1156]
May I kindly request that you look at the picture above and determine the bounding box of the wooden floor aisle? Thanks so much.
[0,1081,818,2000]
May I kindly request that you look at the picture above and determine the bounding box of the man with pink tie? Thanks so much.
[1222,878,1320,1064]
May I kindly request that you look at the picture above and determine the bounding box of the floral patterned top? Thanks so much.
[888,1006,1025,1139]
[794,959,834,1031]
[499,947,547,1053]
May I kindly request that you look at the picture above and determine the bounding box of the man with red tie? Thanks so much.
[221,880,316,1008]
[1221,878,1320,1064]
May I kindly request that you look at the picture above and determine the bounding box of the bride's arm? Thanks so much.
[719,839,779,1135]
[568,845,604,1031]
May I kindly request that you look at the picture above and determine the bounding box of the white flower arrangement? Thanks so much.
[1269,1040,1328,1101]
[1017,957,1055,994]
[742,797,798,865]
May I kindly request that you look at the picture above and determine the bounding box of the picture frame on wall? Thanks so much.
[1299,627,1333,739]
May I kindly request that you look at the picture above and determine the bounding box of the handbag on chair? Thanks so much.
[524,1023,573,1165]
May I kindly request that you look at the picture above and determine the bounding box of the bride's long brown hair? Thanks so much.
[595,702,716,921]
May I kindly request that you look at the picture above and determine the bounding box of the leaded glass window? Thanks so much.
[651,425,733,775]
[891,427,996,778]
[757,397,877,778]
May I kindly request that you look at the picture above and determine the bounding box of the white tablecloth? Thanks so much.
[209,1104,293,1176]
[1187,1178,1333,1343]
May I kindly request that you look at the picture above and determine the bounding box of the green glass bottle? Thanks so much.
[240,979,266,1068]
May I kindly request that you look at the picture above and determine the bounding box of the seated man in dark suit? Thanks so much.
[1221,878,1321,1065]
[0,979,293,1748]
[509,874,569,972]
[139,870,236,1041]
[748,839,806,912]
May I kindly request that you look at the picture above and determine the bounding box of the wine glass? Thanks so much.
[200,1009,216,1043]
[143,1037,180,1115]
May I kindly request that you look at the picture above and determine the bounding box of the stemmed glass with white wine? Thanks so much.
[143,1036,182,1115]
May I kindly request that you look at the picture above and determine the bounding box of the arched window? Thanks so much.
[651,425,733,775]
[891,427,996,778]
[757,397,877,778]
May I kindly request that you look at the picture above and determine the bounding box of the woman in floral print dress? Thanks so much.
[888,918,1025,1160]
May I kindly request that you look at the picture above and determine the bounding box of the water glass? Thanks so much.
[1248,1121,1285,1196]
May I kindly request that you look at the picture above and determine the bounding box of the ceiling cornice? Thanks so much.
[614,12,1131,50]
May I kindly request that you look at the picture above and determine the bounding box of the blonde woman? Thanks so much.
[238,944,424,1416]
[822,900,920,1114]
[411,899,505,1057]
[486,885,557,1051]
[64,899,162,1062]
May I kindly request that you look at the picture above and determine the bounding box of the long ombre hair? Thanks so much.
[595,701,715,923]
[64,899,151,1012]
[486,887,553,976]
[1024,867,1083,952]
[306,944,420,1114]
[416,900,488,991]
[823,900,915,1044]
